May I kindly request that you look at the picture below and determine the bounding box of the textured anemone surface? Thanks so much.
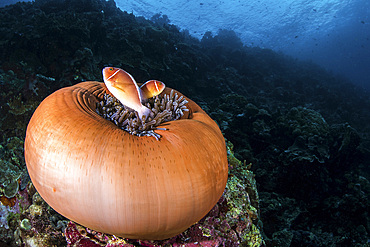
[96,89,189,140]
[24,81,228,240]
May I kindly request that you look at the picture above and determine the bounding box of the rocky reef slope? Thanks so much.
[0,0,369,246]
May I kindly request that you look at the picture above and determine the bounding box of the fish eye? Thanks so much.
[109,67,113,71]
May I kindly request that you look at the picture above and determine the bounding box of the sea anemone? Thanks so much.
[24,81,228,240]
[96,89,189,140]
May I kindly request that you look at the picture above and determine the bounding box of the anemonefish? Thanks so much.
[102,67,152,120]
[140,80,166,100]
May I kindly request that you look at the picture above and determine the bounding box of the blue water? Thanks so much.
[115,0,370,90]
[2,0,369,89]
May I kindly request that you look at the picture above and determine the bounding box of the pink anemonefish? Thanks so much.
[102,67,152,120]
[140,80,166,102]
[102,67,166,120]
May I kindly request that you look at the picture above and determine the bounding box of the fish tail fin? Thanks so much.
[139,88,149,104]
[138,105,152,120]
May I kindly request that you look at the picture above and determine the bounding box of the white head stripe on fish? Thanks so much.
[154,81,160,92]
[106,68,120,81]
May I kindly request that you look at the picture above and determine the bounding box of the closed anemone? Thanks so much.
[24,81,228,240]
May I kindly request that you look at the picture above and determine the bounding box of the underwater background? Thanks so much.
[2,0,369,90]
[0,0,369,246]
[118,0,370,91]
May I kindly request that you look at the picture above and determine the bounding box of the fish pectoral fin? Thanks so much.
[112,83,126,93]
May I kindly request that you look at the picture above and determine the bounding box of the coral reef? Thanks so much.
[219,101,369,245]
[0,0,369,246]
[1,181,69,246]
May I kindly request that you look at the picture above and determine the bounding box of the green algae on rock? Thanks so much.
[20,218,31,231]
[0,158,21,199]
[0,137,27,199]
